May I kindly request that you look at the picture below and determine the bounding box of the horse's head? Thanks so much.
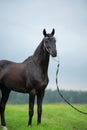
[43,29,57,57]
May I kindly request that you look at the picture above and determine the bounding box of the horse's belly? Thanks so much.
[2,74,27,93]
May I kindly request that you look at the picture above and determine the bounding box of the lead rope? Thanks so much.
[53,57,87,115]
[44,42,87,114]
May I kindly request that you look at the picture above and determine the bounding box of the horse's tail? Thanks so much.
[0,84,2,102]
[0,85,1,101]
[0,86,1,117]
[0,83,1,90]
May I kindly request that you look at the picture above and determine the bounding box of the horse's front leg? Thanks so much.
[28,89,36,126]
[37,90,45,125]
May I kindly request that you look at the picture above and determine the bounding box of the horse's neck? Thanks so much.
[24,41,50,73]
[34,41,50,73]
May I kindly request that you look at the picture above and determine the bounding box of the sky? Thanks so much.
[0,0,87,91]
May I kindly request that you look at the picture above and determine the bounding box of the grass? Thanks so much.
[1,104,87,130]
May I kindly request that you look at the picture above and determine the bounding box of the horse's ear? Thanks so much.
[43,29,47,37]
[51,28,55,36]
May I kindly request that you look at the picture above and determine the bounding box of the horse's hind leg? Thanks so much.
[0,86,10,130]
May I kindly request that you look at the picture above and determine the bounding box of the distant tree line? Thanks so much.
[44,90,87,104]
[0,89,87,104]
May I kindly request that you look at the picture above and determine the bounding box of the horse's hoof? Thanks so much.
[2,126,8,130]
[28,123,32,127]
[37,122,41,125]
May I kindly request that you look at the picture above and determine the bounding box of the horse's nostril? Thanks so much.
[52,51,57,57]
[52,50,57,57]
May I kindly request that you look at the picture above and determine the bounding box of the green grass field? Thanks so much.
[1,104,87,130]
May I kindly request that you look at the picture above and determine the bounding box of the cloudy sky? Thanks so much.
[0,0,87,90]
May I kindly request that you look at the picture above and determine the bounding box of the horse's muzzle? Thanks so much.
[51,50,57,57]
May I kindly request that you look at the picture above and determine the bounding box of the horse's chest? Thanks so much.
[34,74,48,87]
[34,77,49,91]
[26,71,49,90]
[40,76,48,87]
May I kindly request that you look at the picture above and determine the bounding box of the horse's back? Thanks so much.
[0,60,13,79]
[0,60,13,70]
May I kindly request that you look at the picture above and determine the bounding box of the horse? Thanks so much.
[0,29,57,130]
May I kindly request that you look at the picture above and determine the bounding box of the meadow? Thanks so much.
[1,104,87,130]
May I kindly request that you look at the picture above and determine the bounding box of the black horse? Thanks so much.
[0,29,57,130]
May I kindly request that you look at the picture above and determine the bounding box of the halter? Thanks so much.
[44,42,51,54]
